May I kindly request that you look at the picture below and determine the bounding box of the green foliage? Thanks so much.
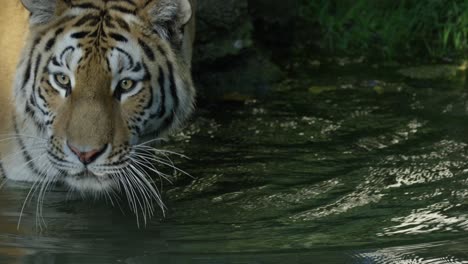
[299,0,468,60]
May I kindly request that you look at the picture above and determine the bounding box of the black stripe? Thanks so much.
[45,119,53,126]
[0,160,6,178]
[22,64,32,89]
[115,48,134,69]
[47,150,65,164]
[13,116,42,175]
[45,28,64,52]
[71,31,91,39]
[105,58,112,72]
[114,17,130,31]
[88,30,99,39]
[60,47,75,62]
[26,98,36,114]
[140,64,154,113]
[143,0,152,9]
[132,124,142,135]
[31,54,48,117]
[132,62,142,72]
[55,28,64,35]
[154,112,175,136]
[157,45,166,57]
[29,94,37,107]
[138,39,155,61]
[104,18,116,29]
[37,87,49,109]
[22,38,41,91]
[167,61,179,110]
[110,6,136,14]
[34,96,48,116]
[32,55,42,90]
[109,33,128,43]
[45,37,56,51]
[24,101,44,131]
[31,54,42,109]
[142,62,151,81]
[71,3,100,10]
[42,62,50,78]
[50,15,78,29]
[73,14,99,27]
[156,66,166,118]
[108,0,136,5]
[52,57,61,67]
[28,99,46,131]
[152,28,166,39]
[164,113,175,130]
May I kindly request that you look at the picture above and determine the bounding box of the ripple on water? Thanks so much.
[352,240,468,264]
[1,66,468,262]
[288,138,468,238]
[380,202,468,236]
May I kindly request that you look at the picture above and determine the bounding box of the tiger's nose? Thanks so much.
[67,142,108,165]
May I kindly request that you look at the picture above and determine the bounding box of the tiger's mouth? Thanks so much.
[59,163,127,193]
[74,170,109,178]
[63,171,117,192]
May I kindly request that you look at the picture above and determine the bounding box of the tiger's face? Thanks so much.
[12,0,195,194]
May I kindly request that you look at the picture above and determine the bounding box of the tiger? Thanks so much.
[0,0,196,216]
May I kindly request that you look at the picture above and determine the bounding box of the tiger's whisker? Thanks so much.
[128,163,166,215]
[130,157,174,184]
[125,167,155,216]
[17,174,43,230]
[134,154,193,179]
[125,169,153,224]
[135,138,167,147]
[133,145,190,159]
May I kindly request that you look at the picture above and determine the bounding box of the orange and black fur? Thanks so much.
[0,0,196,216]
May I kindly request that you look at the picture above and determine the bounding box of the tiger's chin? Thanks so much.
[63,171,117,193]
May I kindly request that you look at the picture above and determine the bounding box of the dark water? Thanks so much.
[1,64,467,264]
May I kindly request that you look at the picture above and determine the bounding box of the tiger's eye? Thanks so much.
[119,79,134,90]
[55,74,70,86]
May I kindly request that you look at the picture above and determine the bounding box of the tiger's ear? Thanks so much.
[145,0,193,41]
[21,0,70,25]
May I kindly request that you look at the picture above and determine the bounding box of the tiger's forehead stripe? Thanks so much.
[67,0,138,13]
[45,28,65,51]
[38,13,142,68]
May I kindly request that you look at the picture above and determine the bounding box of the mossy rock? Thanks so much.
[194,50,283,101]
[193,0,286,100]
[193,22,253,64]
[398,64,466,80]
[195,0,252,64]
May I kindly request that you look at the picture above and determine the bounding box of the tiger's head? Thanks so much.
[13,0,195,196]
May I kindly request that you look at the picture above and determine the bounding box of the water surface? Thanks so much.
[0,64,467,264]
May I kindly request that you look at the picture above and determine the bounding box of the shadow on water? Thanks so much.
[0,63,467,263]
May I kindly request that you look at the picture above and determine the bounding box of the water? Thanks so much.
[0,64,467,263]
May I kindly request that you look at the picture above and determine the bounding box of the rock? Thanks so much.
[193,51,282,101]
[397,64,465,80]
[194,0,253,64]
[308,85,336,95]
[193,0,294,101]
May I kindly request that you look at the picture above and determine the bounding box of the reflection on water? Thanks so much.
[0,65,468,263]
[354,239,468,264]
